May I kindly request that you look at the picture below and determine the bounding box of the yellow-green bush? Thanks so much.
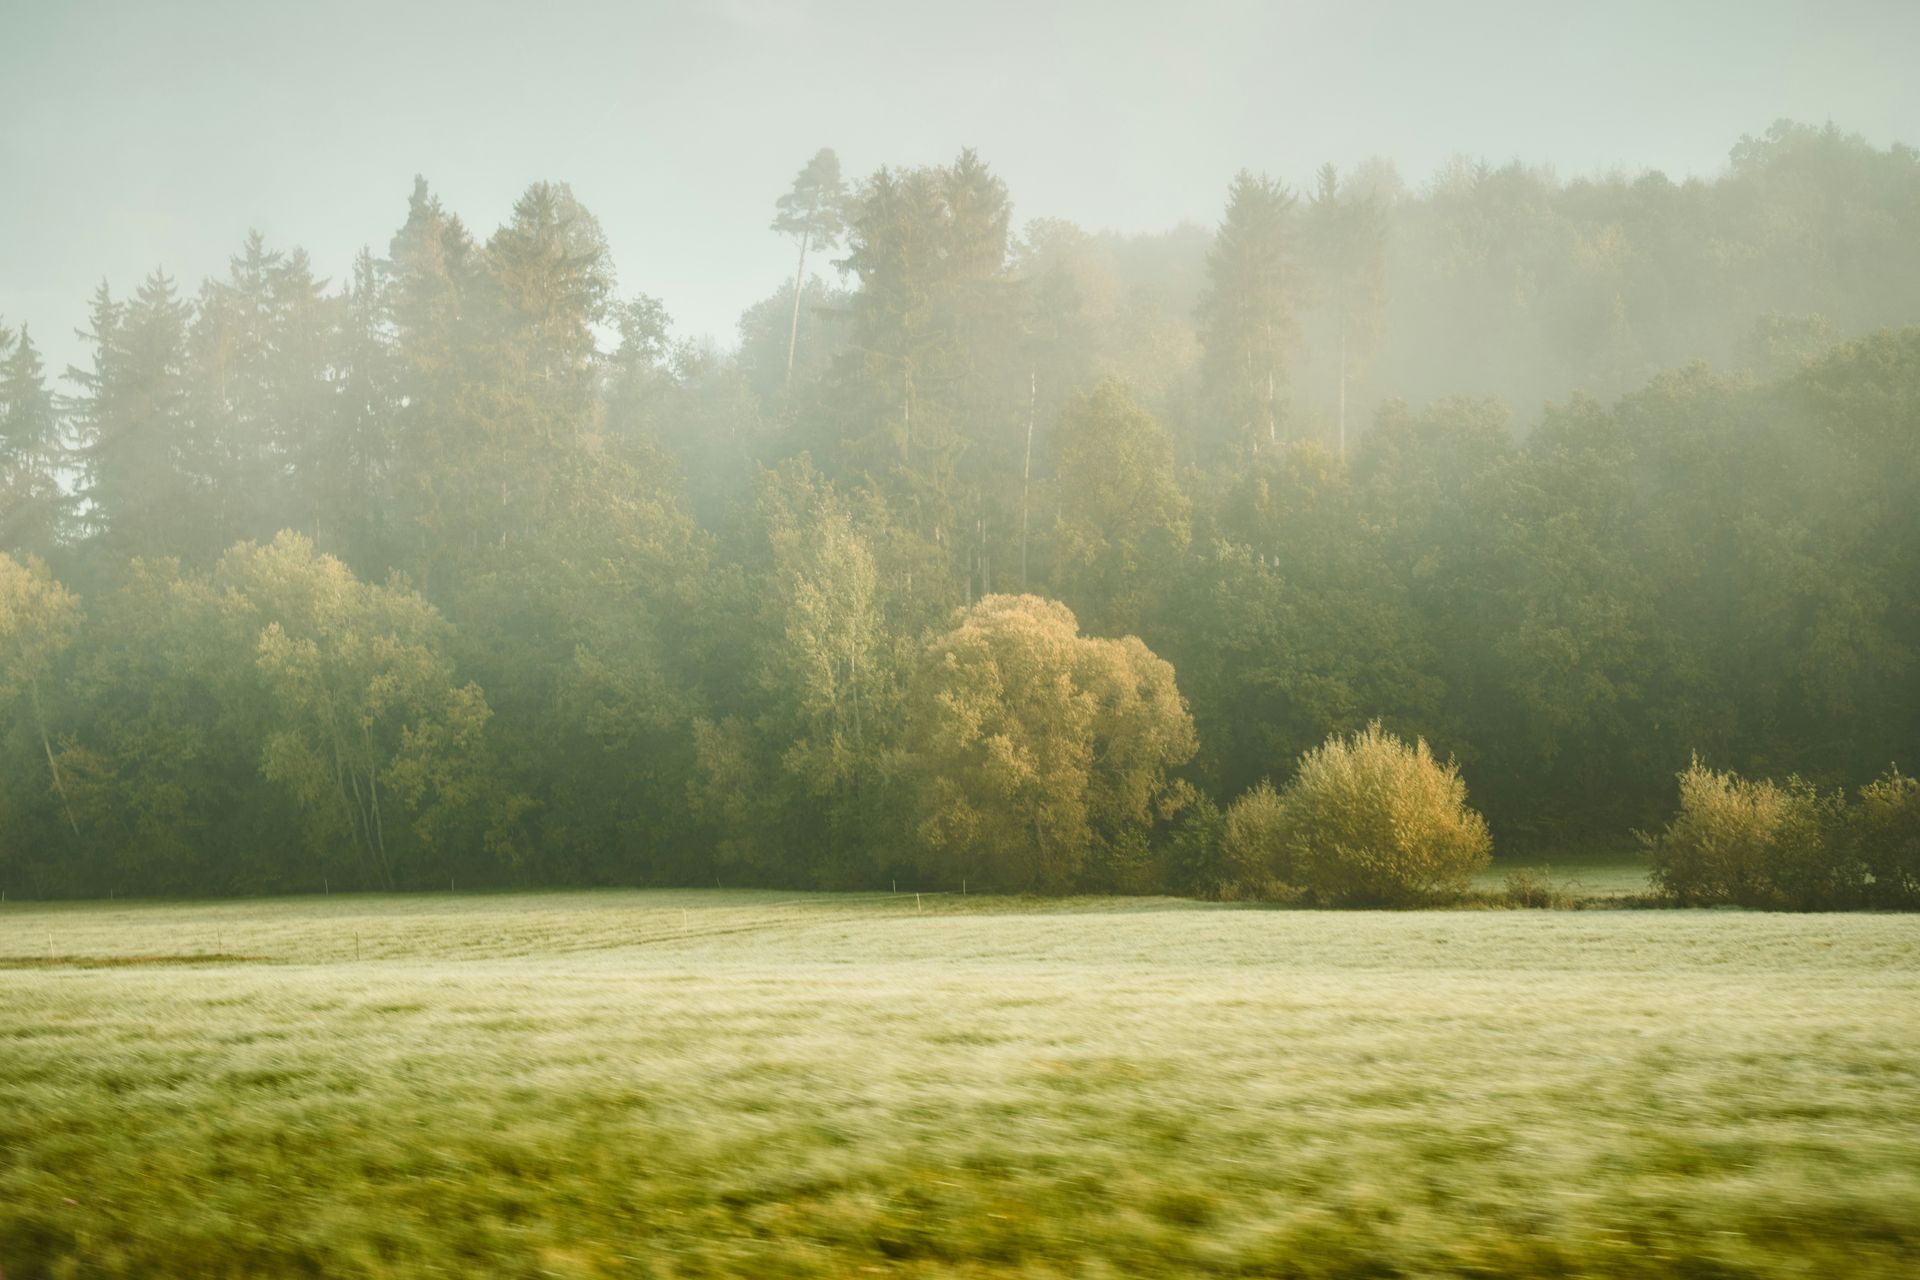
[1219,780,1298,901]
[1853,767,1920,909]
[1277,722,1492,906]
[1645,757,1857,910]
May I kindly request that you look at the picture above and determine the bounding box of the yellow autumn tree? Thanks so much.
[904,594,1195,892]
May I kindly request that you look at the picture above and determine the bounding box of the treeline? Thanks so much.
[1,120,1917,897]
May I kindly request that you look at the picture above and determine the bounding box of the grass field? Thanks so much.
[1472,851,1655,899]
[3,888,1917,1278]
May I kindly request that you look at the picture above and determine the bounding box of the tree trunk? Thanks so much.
[334,746,377,890]
[901,370,913,464]
[979,514,991,597]
[1021,368,1035,591]
[1337,319,1348,459]
[346,764,391,891]
[1264,316,1276,444]
[1267,366,1276,445]
[365,726,390,888]
[783,225,811,391]
[28,678,80,839]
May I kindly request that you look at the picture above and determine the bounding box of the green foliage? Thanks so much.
[1851,768,1920,909]
[1047,378,1190,634]
[0,554,84,866]
[688,460,900,886]
[1219,780,1296,900]
[5,133,1920,899]
[219,533,492,890]
[1498,868,1575,910]
[1197,170,1298,451]
[1644,757,1859,910]
[1277,722,1493,906]
[0,326,68,559]
[56,558,287,894]
[1157,792,1227,898]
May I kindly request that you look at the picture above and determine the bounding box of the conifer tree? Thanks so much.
[1305,164,1387,456]
[70,272,197,559]
[771,148,848,390]
[0,325,68,558]
[1198,171,1298,451]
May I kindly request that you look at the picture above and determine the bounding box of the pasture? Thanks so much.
[3,887,1917,1277]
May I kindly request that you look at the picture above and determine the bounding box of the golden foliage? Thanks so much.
[905,595,1195,891]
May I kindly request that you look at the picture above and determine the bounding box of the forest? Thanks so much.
[2,119,1917,899]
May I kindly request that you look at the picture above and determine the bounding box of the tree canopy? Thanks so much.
[3,125,1918,897]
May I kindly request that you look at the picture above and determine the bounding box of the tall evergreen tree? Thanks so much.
[1198,171,1298,451]
[1305,164,1388,456]
[771,148,848,391]
[383,176,481,589]
[317,248,396,570]
[0,325,68,559]
[70,273,197,559]
[831,150,1019,600]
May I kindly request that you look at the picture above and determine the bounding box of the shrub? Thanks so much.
[1500,869,1572,909]
[1160,794,1228,897]
[904,595,1197,893]
[1852,767,1920,909]
[1644,757,1858,910]
[1219,781,1298,900]
[1278,722,1492,906]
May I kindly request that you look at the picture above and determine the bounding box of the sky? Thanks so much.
[3,0,1916,380]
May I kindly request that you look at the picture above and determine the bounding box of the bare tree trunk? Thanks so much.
[1267,366,1276,445]
[28,678,79,838]
[1264,316,1276,444]
[1021,368,1035,590]
[1337,319,1348,459]
[346,764,391,891]
[365,726,390,888]
[783,225,812,391]
[334,746,377,889]
[849,641,862,752]
[900,366,913,464]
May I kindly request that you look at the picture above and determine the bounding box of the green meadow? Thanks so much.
[4,887,1917,1278]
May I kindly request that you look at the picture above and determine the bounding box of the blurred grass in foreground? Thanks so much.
[3,889,1916,1277]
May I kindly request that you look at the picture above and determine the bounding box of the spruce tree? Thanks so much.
[1198,171,1298,452]
[0,324,68,558]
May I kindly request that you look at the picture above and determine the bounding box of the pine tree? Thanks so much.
[0,324,68,558]
[317,248,396,569]
[771,148,848,391]
[70,272,196,558]
[833,150,1019,599]
[1305,164,1388,456]
[383,176,481,588]
[1198,171,1298,451]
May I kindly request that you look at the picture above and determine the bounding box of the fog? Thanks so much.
[5,0,1916,373]
[5,7,1920,1273]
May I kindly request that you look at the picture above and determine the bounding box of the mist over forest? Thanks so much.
[2,111,1917,899]
[9,2,1920,1269]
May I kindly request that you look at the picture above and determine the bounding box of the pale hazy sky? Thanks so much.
[4,0,1916,378]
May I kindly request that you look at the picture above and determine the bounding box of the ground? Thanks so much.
[3,876,1917,1277]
